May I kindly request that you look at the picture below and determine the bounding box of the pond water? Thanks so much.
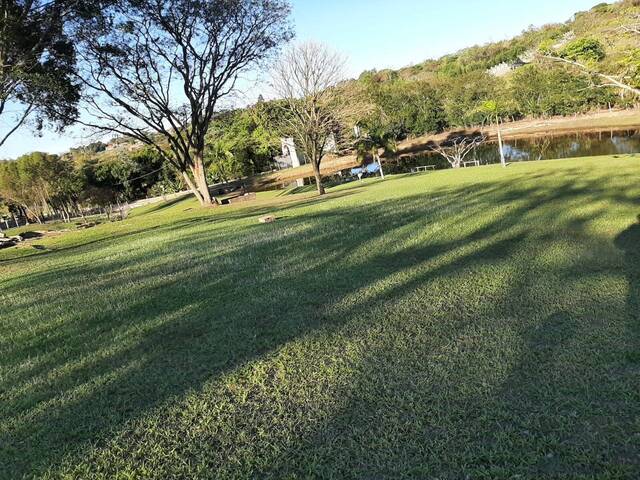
[385,129,640,174]
[276,128,640,189]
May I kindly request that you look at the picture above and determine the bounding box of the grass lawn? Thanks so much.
[1,155,639,479]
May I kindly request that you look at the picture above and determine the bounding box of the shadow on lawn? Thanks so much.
[258,217,640,478]
[1,170,639,478]
[135,193,193,215]
[616,214,640,329]
[0,189,359,266]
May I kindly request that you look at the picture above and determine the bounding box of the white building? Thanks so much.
[274,137,305,170]
[274,135,337,170]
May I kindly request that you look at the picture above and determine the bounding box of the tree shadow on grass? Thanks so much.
[1,171,639,478]
[615,215,640,330]
[0,189,359,267]
[252,211,640,479]
[134,193,192,215]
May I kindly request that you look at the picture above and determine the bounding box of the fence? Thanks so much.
[0,217,27,230]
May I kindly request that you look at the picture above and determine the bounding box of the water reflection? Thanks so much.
[274,129,640,189]
[386,129,640,173]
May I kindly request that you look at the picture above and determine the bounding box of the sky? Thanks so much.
[0,0,606,159]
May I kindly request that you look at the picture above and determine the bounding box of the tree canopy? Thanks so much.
[0,0,92,146]
[73,0,293,205]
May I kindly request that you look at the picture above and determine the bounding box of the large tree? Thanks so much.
[73,0,293,205]
[272,42,363,195]
[0,0,84,148]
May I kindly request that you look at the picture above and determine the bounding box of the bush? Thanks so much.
[560,38,606,63]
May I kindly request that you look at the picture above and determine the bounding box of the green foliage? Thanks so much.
[591,2,612,13]
[510,64,618,117]
[441,71,502,127]
[0,0,85,145]
[205,103,282,183]
[360,77,446,140]
[621,48,640,87]
[538,38,556,55]
[80,147,169,203]
[0,152,81,221]
[560,38,606,63]
[475,98,517,124]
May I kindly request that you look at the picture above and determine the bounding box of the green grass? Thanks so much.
[1,155,639,479]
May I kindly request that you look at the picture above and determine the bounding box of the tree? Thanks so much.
[358,76,446,140]
[541,36,640,97]
[478,100,507,168]
[76,146,175,206]
[440,71,498,128]
[74,0,293,205]
[0,0,89,147]
[0,152,84,222]
[272,42,362,195]
[204,103,282,184]
[559,38,606,63]
[354,133,389,180]
[430,135,485,169]
[0,154,45,222]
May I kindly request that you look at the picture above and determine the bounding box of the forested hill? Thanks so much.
[372,1,638,85]
[349,0,639,144]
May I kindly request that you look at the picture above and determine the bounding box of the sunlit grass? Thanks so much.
[1,155,639,479]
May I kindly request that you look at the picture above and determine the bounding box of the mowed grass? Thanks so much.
[1,155,640,479]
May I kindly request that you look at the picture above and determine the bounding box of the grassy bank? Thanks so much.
[1,154,639,479]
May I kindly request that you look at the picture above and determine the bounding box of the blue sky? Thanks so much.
[0,0,605,159]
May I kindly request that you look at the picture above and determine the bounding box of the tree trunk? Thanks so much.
[497,116,506,168]
[77,203,87,222]
[25,205,42,224]
[312,159,325,195]
[190,153,214,205]
[376,154,385,180]
[182,171,204,204]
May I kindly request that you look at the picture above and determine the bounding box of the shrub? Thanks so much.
[560,38,606,63]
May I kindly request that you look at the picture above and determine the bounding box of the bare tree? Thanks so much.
[74,0,293,205]
[272,42,362,195]
[430,135,485,169]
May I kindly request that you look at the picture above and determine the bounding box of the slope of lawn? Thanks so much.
[1,155,639,479]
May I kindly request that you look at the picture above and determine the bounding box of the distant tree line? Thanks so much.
[356,41,637,149]
[0,147,183,224]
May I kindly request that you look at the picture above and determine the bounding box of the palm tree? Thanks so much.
[354,129,397,180]
[479,100,507,168]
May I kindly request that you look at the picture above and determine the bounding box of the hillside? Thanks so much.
[376,0,640,84]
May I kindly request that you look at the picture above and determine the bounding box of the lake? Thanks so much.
[385,129,640,173]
